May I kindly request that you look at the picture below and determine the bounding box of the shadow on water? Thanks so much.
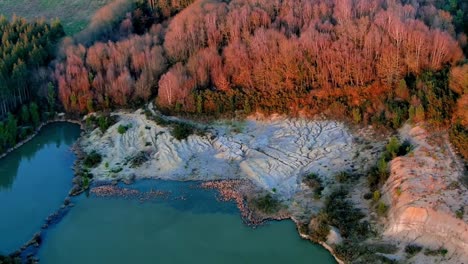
[0,123,80,190]
[0,122,81,254]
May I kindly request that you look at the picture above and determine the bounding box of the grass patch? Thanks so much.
[0,0,113,35]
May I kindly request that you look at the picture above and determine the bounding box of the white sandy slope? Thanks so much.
[382,125,468,263]
[80,108,377,199]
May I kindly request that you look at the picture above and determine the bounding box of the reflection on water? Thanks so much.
[0,122,81,253]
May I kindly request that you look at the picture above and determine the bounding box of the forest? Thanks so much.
[0,0,467,158]
[0,16,63,153]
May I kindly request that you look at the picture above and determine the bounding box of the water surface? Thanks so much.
[0,123,81,253]
[39,181,337,264]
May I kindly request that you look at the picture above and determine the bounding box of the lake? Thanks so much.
[0,123,336,263]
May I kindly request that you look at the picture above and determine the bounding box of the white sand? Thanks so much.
[81,107,377,199]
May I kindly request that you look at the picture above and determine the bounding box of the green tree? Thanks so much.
[0,122,5,152]
[47,82,56,112]
[21,105,30,124]
[5,113,17,146]
[415,105,425,122]
[29,102,40,128]
[408,106,416,122]
[196,94,203,114]
[386,137,401,159]
[352,108,362,124]
[244,99,251,115]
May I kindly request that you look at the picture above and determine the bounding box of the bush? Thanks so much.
[118,124,129,134]
[335,171,351,183]
[83,151,102,168]
[98,115,116,133]
[171,122,194,140]
[303,173,324,199]
[254,194,280,214]
[424,247,448,256]
[129,151,149,168]
[449,121,468,160]
[405,244,423,256]
[455,207,464,219]
[323,189,367,239]
[373,190,381,202]
[308,212,330,242]
[335,240,369,262]
[377,202,388,216]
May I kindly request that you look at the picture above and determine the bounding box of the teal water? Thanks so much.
[39,181,337,264]
[0,123,336,263]
[0,123,81,254]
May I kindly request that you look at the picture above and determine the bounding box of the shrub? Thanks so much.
[335,240,369,262]
[373,190,381,202]
[303,173,324,199]
[385,137,401,159]
[455,207,464,219]
[323,189,367,239]
[129,151,149,168]
[335,171,351,183]
[449,121,468,160]
[83,151,102,168]
[363,192,373,200]
[88,114,117,133]
[395,187,402,196]
[424,247,448,256]
[308,212,330,242]
[254,194,280,214]
[377,202,388,216]
[82,175,90,189]
[405,244,423,256]
[171,122,194,140]
[118,124,129,134]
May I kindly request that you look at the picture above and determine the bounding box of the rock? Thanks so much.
[69,184,82,196]
[326,226,343,245]
[123,174,136,185]
[64,197,71,206]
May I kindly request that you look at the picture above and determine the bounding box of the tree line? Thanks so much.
[11,0,467,158]
[0,16,64,154]
[0,15,64,116]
